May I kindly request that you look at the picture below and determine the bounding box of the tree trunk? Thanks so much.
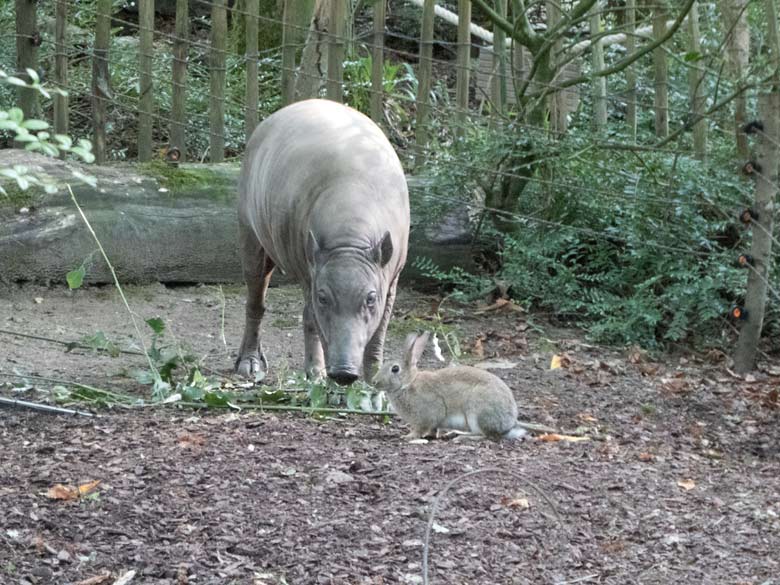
[733,0,779,373]
[455,0,471,135]
[326,0,345,102]
[138,0,154,162]
[15,0,38,124]
[590,4,607,132]
[653,1,669,138]
[491,0,507,118]
[54,0,68,145]
[92,0,112,164]
[722,0,750,159]
[687,0,707,160]
[369,0,386,124]
[414,0,435,169]
[546,0,567,135]
[245,0,259,140]
[294,0,328,101]
[625,0,636,141]
[170,0,188,160]
[209,0,227,162]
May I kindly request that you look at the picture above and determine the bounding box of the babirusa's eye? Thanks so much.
[391,364,400,374]
[366,291,377,307]
[317,291,328,305]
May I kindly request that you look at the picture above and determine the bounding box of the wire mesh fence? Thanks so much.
[2,0,779,358]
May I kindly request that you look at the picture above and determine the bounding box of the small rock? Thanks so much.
[325,470,354,484]
[31,565,53,580]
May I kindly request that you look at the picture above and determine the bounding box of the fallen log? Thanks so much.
[0,150,475,286]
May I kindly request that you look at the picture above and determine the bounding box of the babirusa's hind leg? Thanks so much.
[236,223,275,378]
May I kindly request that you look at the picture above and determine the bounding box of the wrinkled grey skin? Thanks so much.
[235,99,410,385]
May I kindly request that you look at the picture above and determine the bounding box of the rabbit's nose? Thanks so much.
[328,369,359,386]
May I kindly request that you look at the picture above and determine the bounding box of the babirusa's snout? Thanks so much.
[327,366,360,386]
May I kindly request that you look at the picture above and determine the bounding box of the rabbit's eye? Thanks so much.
[366,291,377,306]
[391,364,400,374]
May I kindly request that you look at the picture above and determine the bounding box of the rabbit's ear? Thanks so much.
[402,333,417,371]
[404,331,430,369]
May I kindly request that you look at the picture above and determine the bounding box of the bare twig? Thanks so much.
[0,396,95,417]
[422,468,563,585]
[67,185,162,384]
[0,328,143,356]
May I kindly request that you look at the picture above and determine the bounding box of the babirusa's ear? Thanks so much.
[370,231,393,267]
[406,331,430,369]
[306,230,321,269]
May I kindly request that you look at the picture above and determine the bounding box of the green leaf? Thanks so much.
[152,378,172,400]
[259,387,287,403]
[146,317,165,334]
[54,134,72,149]
[204,391,231,407]
[181,386,205,401]
[683,51,702,62]
[188,367,207,388]
[66,265,86,289]
[308,384,328,409]
[21,119,48,131]
[346,386,365,411]
[5,76,28,87]
[7,108,23,123]
[72,171,98,187]
[132,369,156,385]
[13,133,36,143]
[80,331,120,358]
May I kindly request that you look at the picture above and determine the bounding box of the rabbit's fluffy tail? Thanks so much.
[503,426,528,441]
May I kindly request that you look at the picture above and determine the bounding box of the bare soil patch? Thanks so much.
[1,283,779,585]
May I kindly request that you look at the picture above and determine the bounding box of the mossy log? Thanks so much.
[0,151,474,286]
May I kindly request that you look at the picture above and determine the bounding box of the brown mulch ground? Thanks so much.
[1,284,779,585]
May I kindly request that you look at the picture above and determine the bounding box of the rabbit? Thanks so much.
[372,331,526,441]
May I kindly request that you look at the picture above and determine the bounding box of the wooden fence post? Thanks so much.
[491,0,506,116]
[625,0,636,142]
[414,0,435,168]
[14,0,38,123]
[138,0,154,162]
[327,0,346,102]
[170,0,188,160]
[246,0,259,139]
[54,0,68,141]
[210,0,227,162]
[734,0,780,373]
[280,0,296,106]
[455,0,471,136]
[590,4,607,132]
[370,0,386,123]
[653,1,669,138]
[687,0,707,160]
[92,0,112,164]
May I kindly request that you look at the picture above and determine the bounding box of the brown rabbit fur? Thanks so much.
[373,332,525,441]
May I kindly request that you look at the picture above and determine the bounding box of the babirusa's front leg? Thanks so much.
[303,301,326,380]
[363,276,398,380]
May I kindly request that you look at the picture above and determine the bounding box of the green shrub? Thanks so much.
[415,119,776,350]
